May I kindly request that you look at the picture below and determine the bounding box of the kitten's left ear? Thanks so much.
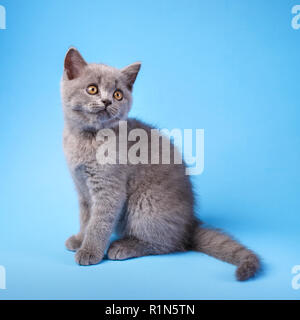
[64,47,87,80]
[121,62,141,90]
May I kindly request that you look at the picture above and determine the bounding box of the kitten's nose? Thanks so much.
[102,99,112,107]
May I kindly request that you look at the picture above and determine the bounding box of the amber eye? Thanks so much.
[113,90,123,101]
[86,85,98,95]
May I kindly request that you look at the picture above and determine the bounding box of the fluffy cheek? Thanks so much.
[120,95,132,114]
[111,99,131,119]
[69,93,90,110]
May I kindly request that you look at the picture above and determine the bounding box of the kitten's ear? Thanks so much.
[64,48,87,80]
[121,62,141,90]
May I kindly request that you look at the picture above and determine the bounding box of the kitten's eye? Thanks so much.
[86,85,98,95]
[113,90,123,101]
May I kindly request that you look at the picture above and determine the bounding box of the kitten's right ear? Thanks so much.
[64,48,87,80]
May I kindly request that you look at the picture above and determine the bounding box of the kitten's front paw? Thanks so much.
[65,235,82,251]
[75,248,103,266]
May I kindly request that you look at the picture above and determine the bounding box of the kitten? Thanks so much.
[61,48,260,281]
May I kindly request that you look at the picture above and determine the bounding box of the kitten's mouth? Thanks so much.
[87,108,105,114]
[87,104,106,114]
[72,104,105,114]
[72,104,121,123]
[88,108,119,123]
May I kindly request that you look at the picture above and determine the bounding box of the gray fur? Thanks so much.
[61,48,261,280]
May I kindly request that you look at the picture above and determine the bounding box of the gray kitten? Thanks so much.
[61,48,260,281]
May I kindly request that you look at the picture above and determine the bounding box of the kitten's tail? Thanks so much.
[191,225,261,281]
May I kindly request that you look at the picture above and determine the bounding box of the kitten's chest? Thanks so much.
[63,129,100,172]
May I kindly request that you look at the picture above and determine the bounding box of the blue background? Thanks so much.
[0,0,299,299]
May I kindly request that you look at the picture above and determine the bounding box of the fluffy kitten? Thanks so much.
[61,48,260,281]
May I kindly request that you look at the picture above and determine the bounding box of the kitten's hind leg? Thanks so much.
[65,233,84,251]
[107,236,166,260]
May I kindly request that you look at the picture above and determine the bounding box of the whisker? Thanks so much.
[108,105,119,116]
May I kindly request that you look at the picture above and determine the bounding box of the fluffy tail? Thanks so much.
[191,225,261,281]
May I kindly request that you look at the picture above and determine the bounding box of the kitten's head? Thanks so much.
[61,48,141,131]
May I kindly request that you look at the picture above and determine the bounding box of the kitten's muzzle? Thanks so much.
[87,103,106,114]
